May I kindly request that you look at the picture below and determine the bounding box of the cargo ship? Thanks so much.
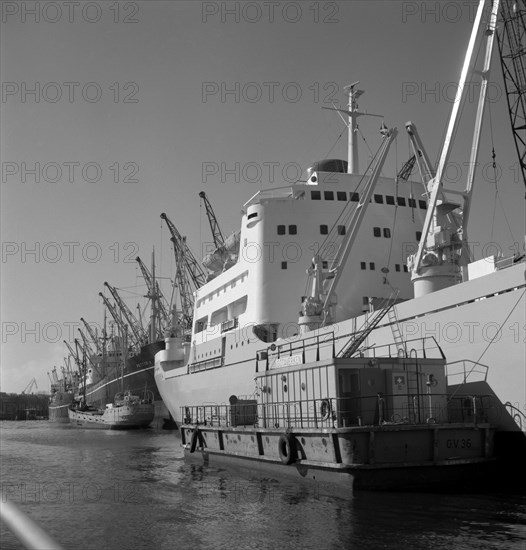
[154,0,525,488]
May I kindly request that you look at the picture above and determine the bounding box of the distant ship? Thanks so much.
[154,0,525,486]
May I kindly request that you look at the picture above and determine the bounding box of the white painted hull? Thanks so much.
[155,262,525,426]
[68,403,154,429]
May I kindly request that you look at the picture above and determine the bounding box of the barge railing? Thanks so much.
[181,392,497,430]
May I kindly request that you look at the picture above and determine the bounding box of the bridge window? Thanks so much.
[338,225,346,235]
[383,228,391,238]
[395,264,401,272]
[289,225,297,235]
[419,200,427,209]
[416,231,422,241]
[320,224,328,235]
[311,190,321,200]
[373,227,381,237]
[403,265,408,273]
[350,192,359,202]
[374,194,383,204]
[324,191,334,200]
[337,191,347,201]
[360,262,366,270]
[386,195,395,205]
[281,262,287,269]
[408,198,416,208]
[397,197,406,207]
[277,225,286,235]
[369,262,375,270]
[195,316,208,334]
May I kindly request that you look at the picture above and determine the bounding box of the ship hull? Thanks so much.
[181,424,495,492]
[155,263,526,428]
[68,402,155,429]
[86,341,173,428]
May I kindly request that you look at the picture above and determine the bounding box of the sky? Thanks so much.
[1,0,524,393]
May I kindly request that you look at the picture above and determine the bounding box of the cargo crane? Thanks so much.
[160,213,207,329]
[198,191,241,277]
[199,191,225,249]
[21,378,37,395]
[407,0,500,294]
[136,255,170,340]
[80,317,102,355]
[77,328,102,377]
[160,213,207,289]
[299,125,398,330]
[103,282,147,347]
[497,0,526,190]
[98,292,135,350]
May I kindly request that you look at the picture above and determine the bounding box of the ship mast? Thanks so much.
[323,82,383,174]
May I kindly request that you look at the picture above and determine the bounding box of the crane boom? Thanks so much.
[103,282,146,347]
[199,191,225,248]
[135,256,170,334]
[160,213,207,289]
[300,126,398,328]
[98,292,131,346]
[497,0,526,190]
[80,317,102,355]
[21,378,37,394]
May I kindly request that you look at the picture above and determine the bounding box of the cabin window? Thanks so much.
[395,264,401,272]
[383,228,391,238]
[419,200,427,209]
[277,225,286,235]
[338,225,346,235]
[289,225,297,235]
[350,192,359,202]
[281,261,287,269]
[369,262,375,270]
[320,224,328,235]
[408,198,416,208]
[311,190,321,200]
[386,195,395,205]
[363,297,370,305]
[230,295,247,317]
[374,194,383,204]
[373,227,381,237]
[322,261,328,269]
[397,197,406,207]
[337,191,347,201]
[195,316,208,333]
[324,191,334,200]
[210,307,228,327]
[416,231,422,241]
[360,262,366,270]
[247,212,258,220]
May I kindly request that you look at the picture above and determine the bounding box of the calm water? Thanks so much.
[1,421,525,550]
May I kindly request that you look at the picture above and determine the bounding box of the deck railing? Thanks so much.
[181,392,496,430]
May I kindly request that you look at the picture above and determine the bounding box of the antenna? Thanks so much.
[323,82,383,174]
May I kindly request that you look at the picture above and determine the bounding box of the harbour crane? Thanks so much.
[497,0,526,190]
[21,378,37,395]
[98,292,135,349]
[103,282,147,347]
[199,191,225,249]
[136,255,170,339]
[80,317,102,355]
[160,213,207,329]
